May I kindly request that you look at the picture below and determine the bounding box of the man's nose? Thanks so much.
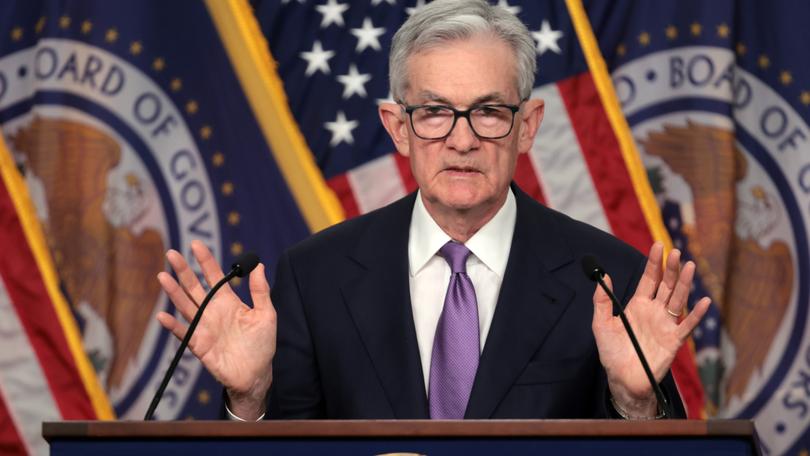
[444,116,478,152]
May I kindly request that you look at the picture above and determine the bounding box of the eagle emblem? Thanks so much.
[640,120,793,403]
[10,116,165,390]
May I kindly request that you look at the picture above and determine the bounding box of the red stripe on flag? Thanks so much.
[514,153,547,204]
[673,342,705,419]
[327,173,361,219]
[557,72,705,418]
[392,152,418,193]
[0,392,27,456]
[0,175,95,420]
[556,73,653,253]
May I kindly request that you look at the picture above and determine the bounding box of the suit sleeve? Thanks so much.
[266,251,326,419]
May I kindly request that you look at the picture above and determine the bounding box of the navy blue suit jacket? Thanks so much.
[266,184,686,419]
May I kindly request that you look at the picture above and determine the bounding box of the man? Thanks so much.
[157,0,709,421]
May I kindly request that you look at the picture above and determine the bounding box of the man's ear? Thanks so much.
[516,98,545,155]
[378,102,411,157]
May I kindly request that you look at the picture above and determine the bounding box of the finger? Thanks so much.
[678,297,711,340]
[249,264,274,312]
[157,311,204,356]
[635,242,664,299]
[655,249,681,303]
[592,274,615,325]
[166,249,206,305]
[158,271,199,323]
[156,310,189,342]
[666,260,696,315]
[190,240,233,295]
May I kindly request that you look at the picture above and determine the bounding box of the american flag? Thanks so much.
[252,0,705,418]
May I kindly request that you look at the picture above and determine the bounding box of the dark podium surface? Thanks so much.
[44,419,761,455]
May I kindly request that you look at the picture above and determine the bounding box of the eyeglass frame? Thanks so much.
[398,100,526,140]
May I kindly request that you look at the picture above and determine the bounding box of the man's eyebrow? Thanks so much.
[471,93,508,104]
[413,91,510,105]
[415,91,453,104]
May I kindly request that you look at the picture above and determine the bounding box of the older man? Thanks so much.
[157,0,709,421]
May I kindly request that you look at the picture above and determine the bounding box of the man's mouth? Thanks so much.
[444,166,479,174]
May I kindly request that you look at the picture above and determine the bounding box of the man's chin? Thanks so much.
[434,192,487,213]
[422,181,503,213]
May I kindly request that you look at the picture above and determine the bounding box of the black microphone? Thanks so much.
[144,252,260,420]
[581,255,672,419]
[231,253,260,279]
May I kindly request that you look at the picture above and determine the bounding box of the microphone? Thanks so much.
[581,255,672,419]
[144,252,260,420]
[232,253,260,279]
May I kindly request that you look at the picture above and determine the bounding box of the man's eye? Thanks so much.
[476,106,502,116]
[423,106,449,115]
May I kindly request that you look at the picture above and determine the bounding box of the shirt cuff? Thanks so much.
[224,401,265,421]
[609,396,665,420]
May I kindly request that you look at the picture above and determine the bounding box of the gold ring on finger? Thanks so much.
[665,307,680,318]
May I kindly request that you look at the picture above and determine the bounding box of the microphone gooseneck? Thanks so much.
[144,252,260,420]
[581,255,672,419]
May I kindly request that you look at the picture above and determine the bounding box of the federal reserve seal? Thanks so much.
[0,37,223,420]
[614,45,810,455]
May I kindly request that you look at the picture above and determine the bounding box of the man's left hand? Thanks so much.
[591,242,711,418]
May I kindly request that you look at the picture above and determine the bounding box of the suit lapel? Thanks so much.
[465,187,576,418]
[340,193,430,418]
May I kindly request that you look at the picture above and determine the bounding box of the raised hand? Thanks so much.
[591,242,710,417]
[156,240,276,420]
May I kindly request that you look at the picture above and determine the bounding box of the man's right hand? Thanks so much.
[156,240,277,420]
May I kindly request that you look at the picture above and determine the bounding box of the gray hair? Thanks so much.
[389,0,537,102]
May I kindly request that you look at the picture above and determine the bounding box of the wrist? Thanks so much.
[611,394,658,418]
[225,399,265,421]
[610,395,663,420]
[225,372,272,421]
[606,373,661,418]
[225,389,268,421]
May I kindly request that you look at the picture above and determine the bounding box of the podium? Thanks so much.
[44,419,760,455]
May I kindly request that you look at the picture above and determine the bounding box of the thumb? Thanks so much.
[249,263,273,311]
[592,274,615,326]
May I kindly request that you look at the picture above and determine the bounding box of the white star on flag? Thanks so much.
[532,20,563,55]
[405,0,426,16]
[300,40,335,76]
[325,111,359,146]
[351,18,386,52]
[315,0,349,28]
[496,0,521,15]
[337,64,372,99]
[371,0,396,4]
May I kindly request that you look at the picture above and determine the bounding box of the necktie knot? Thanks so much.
[439,241,471,273]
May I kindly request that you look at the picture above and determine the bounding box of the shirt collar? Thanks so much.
[465,189,515,278]
[409,192,451,276]
[408,188,516,277]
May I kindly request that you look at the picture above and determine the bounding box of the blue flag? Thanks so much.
[591,0,810,453]
[0,0,315,427]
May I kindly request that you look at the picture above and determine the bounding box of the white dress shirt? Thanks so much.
[408,189,516,392]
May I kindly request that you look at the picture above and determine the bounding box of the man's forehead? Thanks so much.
[401,37,520,105]
[410,90,513,105]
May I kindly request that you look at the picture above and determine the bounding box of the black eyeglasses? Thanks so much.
[399,102,523,140]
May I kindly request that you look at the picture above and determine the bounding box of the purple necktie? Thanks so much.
[429,241,480,419]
